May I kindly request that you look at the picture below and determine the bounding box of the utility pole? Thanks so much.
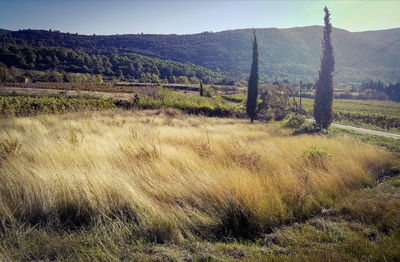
[299,81,303,115]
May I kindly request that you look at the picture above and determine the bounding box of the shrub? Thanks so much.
[302,145,333,168]
[284,115,306,129]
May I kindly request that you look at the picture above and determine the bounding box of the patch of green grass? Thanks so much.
[327,126,400,153]
[135,87,244,117]
[0,88,245,118]
[0,94,115,117]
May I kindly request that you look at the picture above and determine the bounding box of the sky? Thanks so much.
[0,0,399,35]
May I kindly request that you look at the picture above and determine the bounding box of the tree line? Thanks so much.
[0,43,227,84]
[358,80,400,102]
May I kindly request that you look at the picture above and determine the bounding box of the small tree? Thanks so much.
[0,64,12,82]
[246,30,259,123]
[200,81,204,96]
[314,6,335,129]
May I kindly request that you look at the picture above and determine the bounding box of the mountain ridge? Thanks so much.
[2,26,400,36]
[1,26,400,83]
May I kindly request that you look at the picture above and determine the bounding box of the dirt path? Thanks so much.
[330,122,400,140]
[305,119,400,140]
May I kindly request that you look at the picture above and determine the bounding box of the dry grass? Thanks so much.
[0,109,394,242]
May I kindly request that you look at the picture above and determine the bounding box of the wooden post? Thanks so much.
[299,81,303,115]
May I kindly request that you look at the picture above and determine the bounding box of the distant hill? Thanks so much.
[1,27,400,83]
[0,28,12,34]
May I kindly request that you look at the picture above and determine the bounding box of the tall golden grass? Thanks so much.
[0,110,394,242]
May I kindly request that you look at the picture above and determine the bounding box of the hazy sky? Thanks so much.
[0,0,399,35]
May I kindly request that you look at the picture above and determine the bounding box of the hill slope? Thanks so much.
[1,27,400,83]
[0,39,224,84]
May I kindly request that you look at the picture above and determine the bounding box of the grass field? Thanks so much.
[0,110,398,261]
[2,82,400,132]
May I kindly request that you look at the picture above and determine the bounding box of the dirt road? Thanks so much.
[330,122,400,140]
[305,119,400,140]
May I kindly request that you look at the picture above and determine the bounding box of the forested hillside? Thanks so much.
[0,42,225,83]
[1,26,399,83]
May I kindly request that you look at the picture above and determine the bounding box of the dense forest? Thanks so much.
[357,80,400,102]
[1,27,399,83]
[0,36,228,84]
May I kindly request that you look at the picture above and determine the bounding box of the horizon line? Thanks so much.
[2,25,400,37]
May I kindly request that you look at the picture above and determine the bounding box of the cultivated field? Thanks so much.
[300,98,400,132]
[2,83,400,133]
[1,110,399,260]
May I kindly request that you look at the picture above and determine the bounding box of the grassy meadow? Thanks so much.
[1,109,399,261]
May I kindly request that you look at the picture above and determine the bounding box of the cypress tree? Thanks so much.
[314,7,335,129]
[200,81,204,96]
[246,30,259,123]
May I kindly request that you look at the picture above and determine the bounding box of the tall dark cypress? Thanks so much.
[200,81,204,96]
[314,7,335,129]
[246,30,259,123]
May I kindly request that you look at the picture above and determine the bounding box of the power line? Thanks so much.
[348,37,400,68]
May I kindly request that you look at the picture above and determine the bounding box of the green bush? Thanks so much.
[284,115,306,129]
[302,146,333,164]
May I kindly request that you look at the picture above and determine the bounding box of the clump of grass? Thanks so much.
[334,177,400,234]
[0,110,395,243]
[0,138,20,162]
[68,127,80,146]
[302,145,333,170]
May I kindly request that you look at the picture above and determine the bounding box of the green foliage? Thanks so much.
[283,114,323,135]
[284,115,306,129]
[202,85,216,98]
[302,145,333,163]
[257,84,298,121]
[0,43,224,84]
[354,80,400,102]
[0,63,12,82]
[133,87,242,117]
[293,122,321,135]
[0,86,244,118]
[0,94,115,117]
[314,7,335,129]
[6,81,126,92]
[3,27,400,83]
[246,31,258,123]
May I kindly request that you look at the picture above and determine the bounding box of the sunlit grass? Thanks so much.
[0,110,394,245]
